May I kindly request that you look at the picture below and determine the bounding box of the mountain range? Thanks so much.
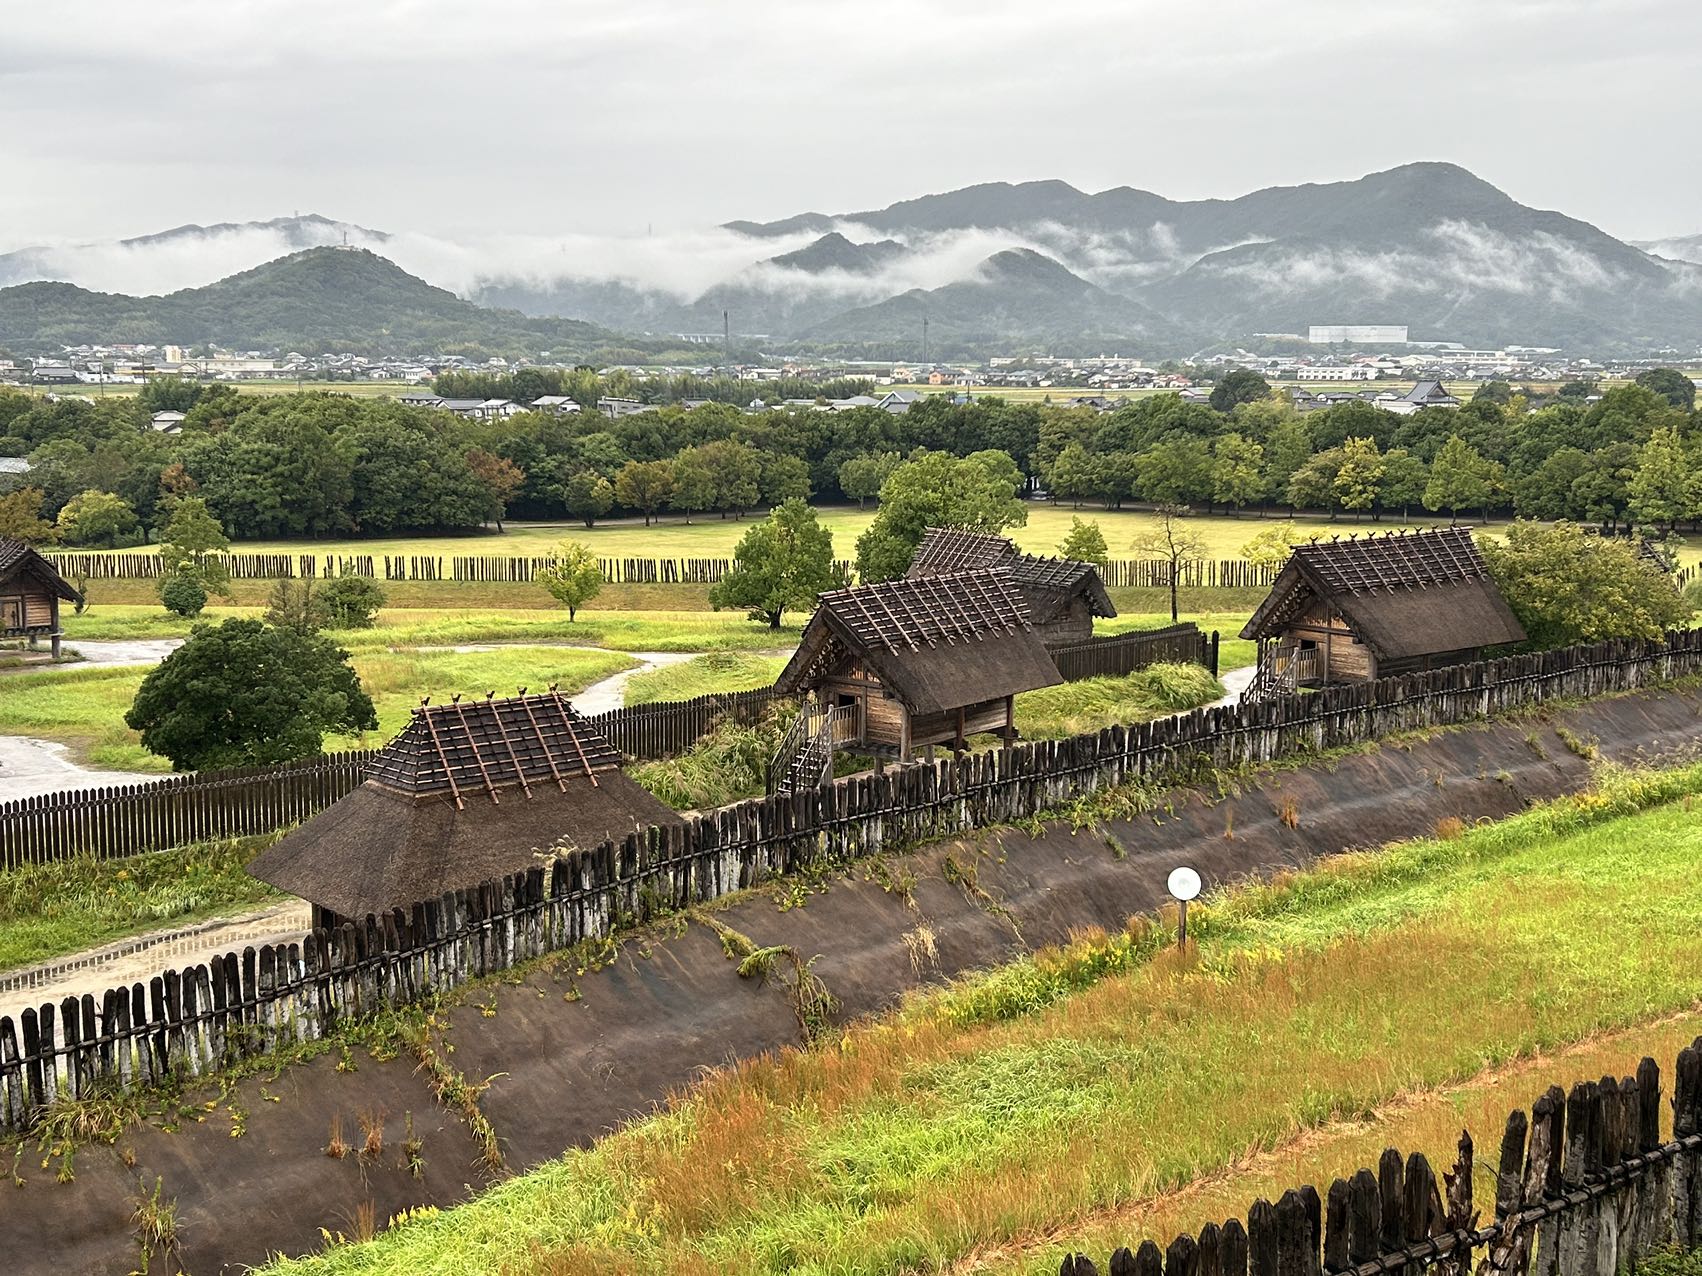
[5,164,1702,356]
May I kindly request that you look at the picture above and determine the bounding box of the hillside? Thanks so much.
[1636,231,1702,264]
[0,248,623,356]
[802,247,1190,354]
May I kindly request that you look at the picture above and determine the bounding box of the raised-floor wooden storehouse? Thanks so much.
[772,567,1062,768]
[0,537,77,658]
[906,526,1117,646]
[1240,527,1525,702]
[248,692,683,929]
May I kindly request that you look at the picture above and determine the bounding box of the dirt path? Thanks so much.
[0,735,163,802]
[572,651,699,713]
[62,638,183,667]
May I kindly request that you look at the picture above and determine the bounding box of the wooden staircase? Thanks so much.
[1242,644,1318,704]
[767,702,838,797]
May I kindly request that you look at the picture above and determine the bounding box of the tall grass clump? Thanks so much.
[0,836,281,971]
[630,703,798,809]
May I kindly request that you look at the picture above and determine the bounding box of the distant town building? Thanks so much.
[1308,325,1410,344]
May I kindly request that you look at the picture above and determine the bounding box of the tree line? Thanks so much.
[1,368,1700,547]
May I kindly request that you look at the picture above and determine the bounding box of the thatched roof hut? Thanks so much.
[774,567,1061,760]
[1239,528,1525,698]
[248,691,682,924]
[906,527,1115,645]
[0,538,79,657]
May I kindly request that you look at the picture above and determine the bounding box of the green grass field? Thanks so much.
[0,646,634,773]
[255,762,1702,1276]
[20,600,1256,775]
[0,837,280,972]
[47,506,1461,565]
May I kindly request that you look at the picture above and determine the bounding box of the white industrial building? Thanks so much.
[1307,325,1409,344]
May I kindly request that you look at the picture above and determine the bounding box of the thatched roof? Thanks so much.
[0,538,79,602]
[1240,528,1525,660]
[906,527,1116,622]
[775,567,1063,715]
[248,693,682,919]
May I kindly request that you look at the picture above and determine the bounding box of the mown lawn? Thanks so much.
[0,646,634,772]
[0,837,281,972]
[256,763,1702,1276]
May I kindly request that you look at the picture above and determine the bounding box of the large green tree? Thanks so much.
[0,487,55,545]
[55,489,139,547]
[1633,367,1697,411]
[125,619,377,770]
[1208,369,1271,414]
[1332,436,1385,521]
[1423,435,1491,522]
[1480,521,1688,649]
[1626,425,1697,532]
[854,450,1027,581]
[1209,433,1265,513]
[709,499,836,629]
[837,452,899,511]
[613,459,673,526]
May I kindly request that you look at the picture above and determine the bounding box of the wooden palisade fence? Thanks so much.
[0,628,1206,866]
[1052,623,1216,680]
[1058,1041,1702,1276]
[0,691,779,868]
[41,550,1275,589]
[3,629,1702,1130]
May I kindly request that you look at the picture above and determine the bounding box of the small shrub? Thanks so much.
[1276,796,1300,829]
[1435,815,1466,840]
[159,573,208,618]
[320,575,386,630]
[325,1114,348,1159]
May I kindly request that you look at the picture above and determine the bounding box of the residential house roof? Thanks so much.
[1240,527,1524,662]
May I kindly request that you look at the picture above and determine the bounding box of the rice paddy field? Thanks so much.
[253,761,1702,1276]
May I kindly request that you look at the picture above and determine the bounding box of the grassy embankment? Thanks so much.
[0,838,281,973]
[0,646,633,774]
[253,761,1702,1276]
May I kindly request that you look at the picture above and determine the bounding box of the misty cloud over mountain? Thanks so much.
[6,163,1702,354]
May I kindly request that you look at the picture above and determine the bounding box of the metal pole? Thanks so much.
[1178,898,1188,951]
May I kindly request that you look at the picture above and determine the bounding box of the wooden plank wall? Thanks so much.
[1058,1042,1702,1276]
[4,629,1701,1132]
[1050,624,1210,681]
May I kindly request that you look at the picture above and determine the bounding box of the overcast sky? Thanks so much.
[2,0,1698,250]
